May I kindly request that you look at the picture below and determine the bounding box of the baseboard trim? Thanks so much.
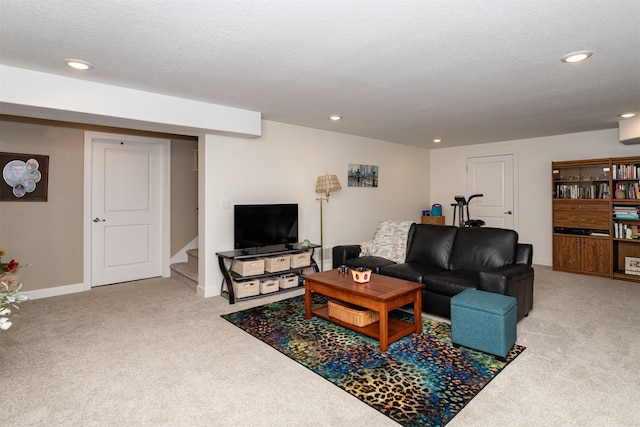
[25,283,86,300]
[534,257,552,267]
[198,283,220,298]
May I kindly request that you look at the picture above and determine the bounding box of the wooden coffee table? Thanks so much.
[303,269,424,351]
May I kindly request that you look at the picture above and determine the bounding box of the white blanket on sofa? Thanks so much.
[359,220,415,264]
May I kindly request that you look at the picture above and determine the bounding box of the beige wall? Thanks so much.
[0,119,84,290]
[0,117,198,291]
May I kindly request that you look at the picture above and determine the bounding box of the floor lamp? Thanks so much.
[315,174,342,271]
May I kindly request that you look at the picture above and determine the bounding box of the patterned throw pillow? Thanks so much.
[359,220,415,263]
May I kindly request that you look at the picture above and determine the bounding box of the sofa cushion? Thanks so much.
[360,220,415,264]
[448,227,518,272]
[423,270,480,296]
[404,224,458,270]
[379,262,446,283]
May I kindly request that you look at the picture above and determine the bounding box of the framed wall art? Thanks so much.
[348,163,378,188]
[0,152,49,201]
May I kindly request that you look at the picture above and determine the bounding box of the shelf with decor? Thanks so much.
[610,157,640,282]
[612,239,640,281]
[552,159,610,200]
[216,243,320,304]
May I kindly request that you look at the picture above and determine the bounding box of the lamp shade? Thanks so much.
[316,174,342,196]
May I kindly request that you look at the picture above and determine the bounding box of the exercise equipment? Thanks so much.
[451,194,485,227]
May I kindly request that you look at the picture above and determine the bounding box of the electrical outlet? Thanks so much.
[220,200,230,209]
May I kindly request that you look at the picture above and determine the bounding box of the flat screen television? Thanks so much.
[234,204,298,250]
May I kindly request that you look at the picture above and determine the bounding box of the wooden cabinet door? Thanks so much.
[553,235,610,275]
[582,237,610,274]
[553,201,610,230]
[553,235,581,271]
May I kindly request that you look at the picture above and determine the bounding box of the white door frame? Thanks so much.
[83,131,171,291]
[465,151,519,231]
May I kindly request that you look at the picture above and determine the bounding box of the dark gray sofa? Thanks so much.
[332,223,534,321]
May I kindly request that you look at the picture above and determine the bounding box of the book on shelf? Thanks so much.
[555,182,609,199]
[613,164,640,180]
[613,182,640,199]
[613,206,639,219]
[613,222,640,239]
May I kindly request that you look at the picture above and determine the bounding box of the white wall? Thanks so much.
[198,120,431,296]
[0,65,261,137]
[431,129,639,266]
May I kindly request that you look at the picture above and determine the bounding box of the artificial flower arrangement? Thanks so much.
[0,248,29,330]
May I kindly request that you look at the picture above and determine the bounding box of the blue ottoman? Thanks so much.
[450,289,517,359]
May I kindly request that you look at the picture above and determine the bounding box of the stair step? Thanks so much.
[170,262,197,292]
[186,249,198,258]
[187,249,198,268]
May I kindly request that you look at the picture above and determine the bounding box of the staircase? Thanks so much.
[170,249,198,291]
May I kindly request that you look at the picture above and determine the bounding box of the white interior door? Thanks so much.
[465,154,515,229]
[90,136,166,286]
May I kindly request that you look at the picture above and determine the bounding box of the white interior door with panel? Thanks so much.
[85,133,169,287]
[465,154,516,229]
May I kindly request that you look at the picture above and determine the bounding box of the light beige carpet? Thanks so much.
[1,266,639,426]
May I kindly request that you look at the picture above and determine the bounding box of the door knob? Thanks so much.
[504,211,513,214]
[93,217,106,222]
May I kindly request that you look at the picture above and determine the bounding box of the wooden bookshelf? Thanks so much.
[552,156,639,283]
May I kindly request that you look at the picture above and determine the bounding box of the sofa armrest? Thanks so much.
[516,243,533,265]
[479,264,535,320]
[332,245,362,269]
[478,264,530,293]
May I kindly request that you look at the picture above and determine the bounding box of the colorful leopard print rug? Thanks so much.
[222,294,525,426]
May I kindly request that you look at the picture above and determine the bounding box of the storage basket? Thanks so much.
[231,258,265,276]
[290,251,311,268]
[278,274,298,289]
[327,299,379,327]
[259,278,279,294]
[232,279,260,298]
[263,255,290,273]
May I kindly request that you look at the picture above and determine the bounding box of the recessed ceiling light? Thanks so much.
[64,59,93,70]
[560,50,593,63]
[620,113,636,118]
[329,115,342,121]
[433,139,442,143]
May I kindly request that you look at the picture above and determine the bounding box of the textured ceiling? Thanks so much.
[1,0,639,148]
